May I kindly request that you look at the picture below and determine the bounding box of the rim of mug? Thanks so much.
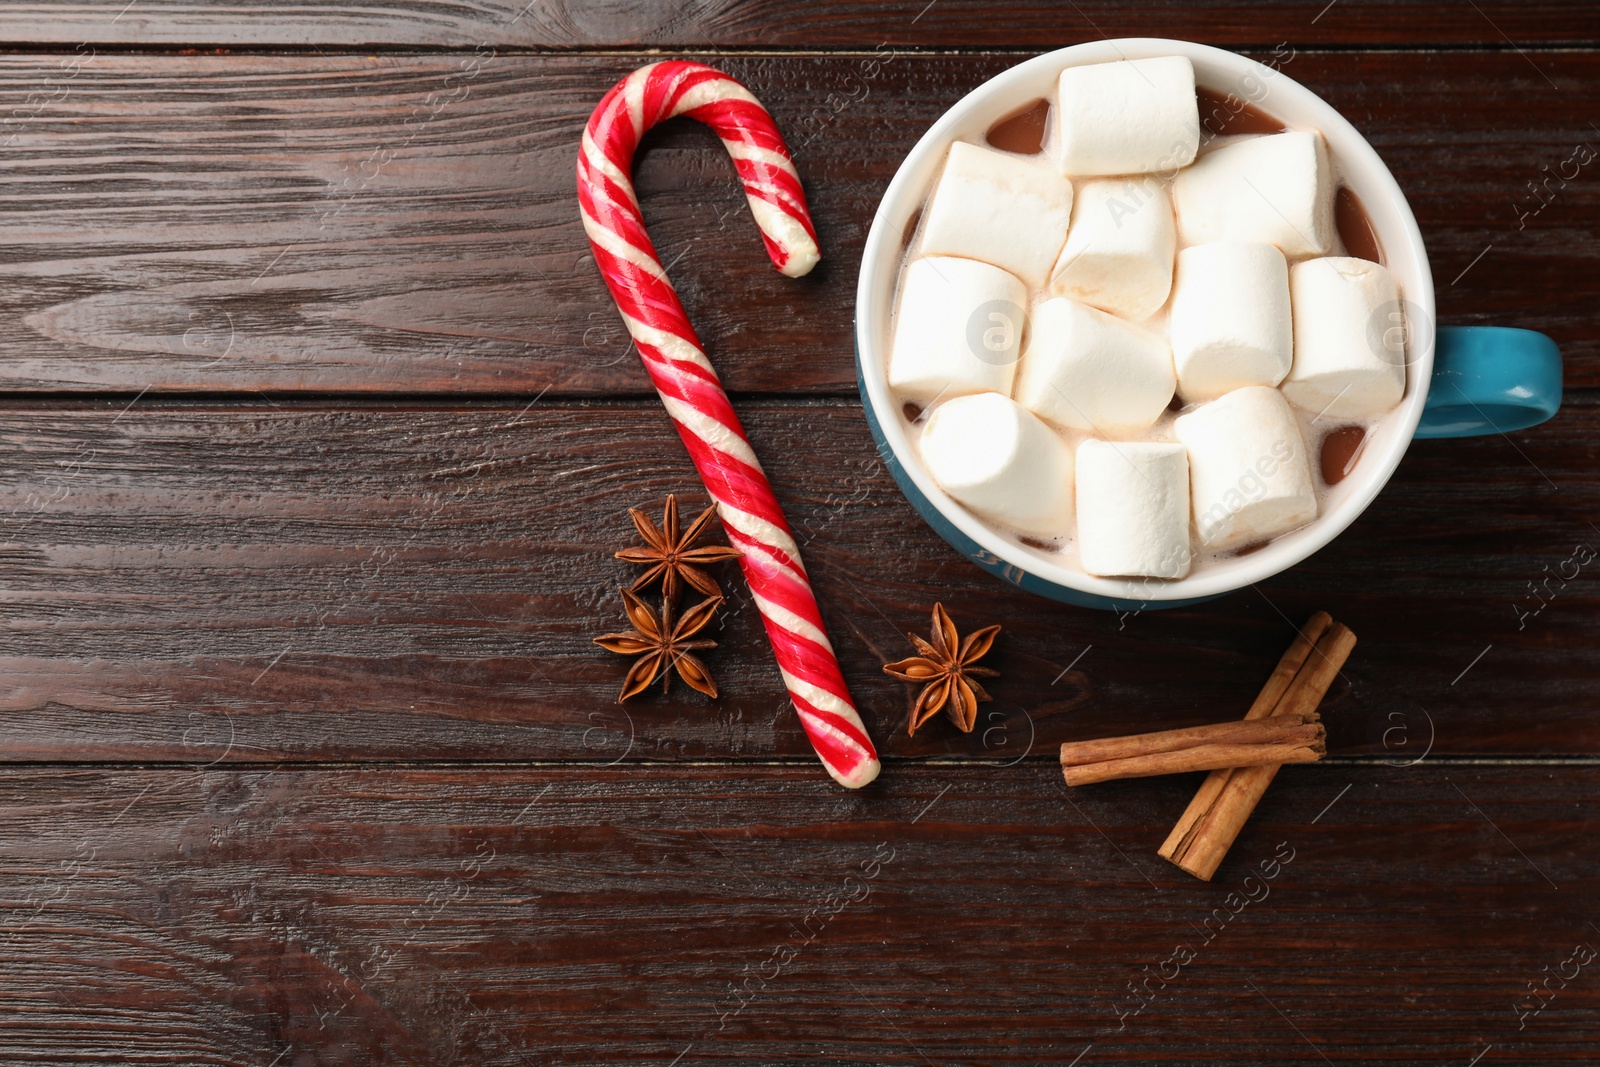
[855,37,1436,602]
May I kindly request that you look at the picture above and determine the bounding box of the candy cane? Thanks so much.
[577,61,880,789]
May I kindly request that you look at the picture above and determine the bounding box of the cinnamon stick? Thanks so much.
[1159,612,1333,826]
[1060,714,1324,782]
[1063,731,1325,786]
[1160,612,1333,853]
[1159,616,1357,881]
[1242,611,1333,718]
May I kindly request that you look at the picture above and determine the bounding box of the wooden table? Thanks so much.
[1,3,1596,1063]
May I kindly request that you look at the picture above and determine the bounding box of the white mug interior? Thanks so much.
[855,38,1436,603]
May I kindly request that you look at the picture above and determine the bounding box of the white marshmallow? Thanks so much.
[1051,178,1176,322]
[889,256,1028,404]
[1173,132,1336,257]
[1174,386,1317,550]
[1056,56,1200,178]
[1283,256,1407,419]
[1013,297,1175,435]
[919,141,1075,288]
[1075,440,1192,579]
[1170,241,1293,400]
[920,392,1074,537]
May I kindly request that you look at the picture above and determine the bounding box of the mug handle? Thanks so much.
[1417,325,1562,439]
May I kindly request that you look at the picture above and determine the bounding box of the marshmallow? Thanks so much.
[1051,178,1176,322]
[1175,386,1317,550]
[1170,241,1293,400]
[889,256,1028,404]
[1075,440,1192,579]
[919,141,1075,288]
[920,392,1074,537]
[1283,256,1407,419]
[1013,297,1175,435]
[1173,132,1336,257]
[1056,56,1200,178]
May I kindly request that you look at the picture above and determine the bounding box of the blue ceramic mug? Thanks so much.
[855,39,1561,611]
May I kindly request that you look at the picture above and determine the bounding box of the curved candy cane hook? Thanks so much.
[577,61,880,789]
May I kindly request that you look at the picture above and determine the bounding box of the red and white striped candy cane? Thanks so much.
[577,61,880,789]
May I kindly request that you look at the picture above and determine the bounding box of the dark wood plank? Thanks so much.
[3,1,1597,48]
[2,762,1595,1064]
[0,51,1592,394]
[0,395,1591,762]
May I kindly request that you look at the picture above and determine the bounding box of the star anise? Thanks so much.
[615,495,742,602]
[882,603,1000,735]
[593,587,723,701]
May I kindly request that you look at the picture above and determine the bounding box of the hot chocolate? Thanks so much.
[887,55,1408,582]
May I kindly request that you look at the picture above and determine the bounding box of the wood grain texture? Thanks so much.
[0,51,1592,394]
[0,396,1589,762]
[1,0,1597,48]
[1,762,1595,1065]
[0,8,1591,1058]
